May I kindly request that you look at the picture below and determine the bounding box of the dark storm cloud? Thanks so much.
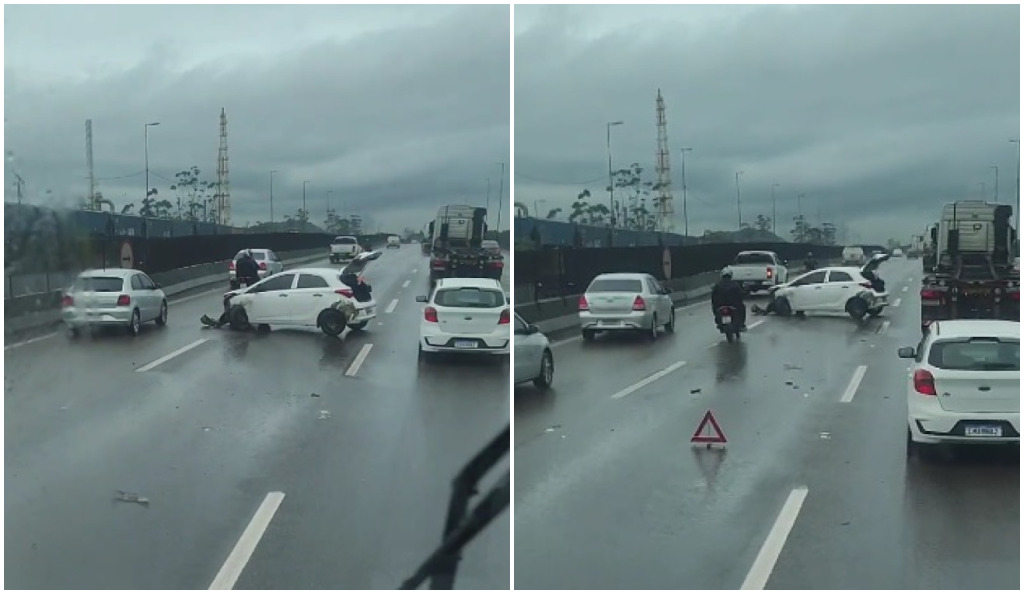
[514,4,1020,242]
[5,4,510,231]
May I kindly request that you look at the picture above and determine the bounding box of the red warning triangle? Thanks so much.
[690,409,727,444]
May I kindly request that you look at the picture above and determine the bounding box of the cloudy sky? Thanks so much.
[5,4,510,232]
[514,4,1020,243]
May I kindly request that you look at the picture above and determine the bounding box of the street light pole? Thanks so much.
[269,170,277,224]
[991,165,999,203]
[771,182,780,235]
[679,148,692,236]
[485,178,491,225]
[302,180,310,218]
[734,171,744,230]
[144,122,160,207]
[606,121,624,228]
[327,190,333,220]
[1012,138,1021,230]
[496,162,505,233]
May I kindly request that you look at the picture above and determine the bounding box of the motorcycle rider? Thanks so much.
[235,249,261,287]
[803,251,818,272]
[710,267,747,330]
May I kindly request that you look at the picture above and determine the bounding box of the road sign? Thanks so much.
[691,409,727,445]
[119,240,134,269]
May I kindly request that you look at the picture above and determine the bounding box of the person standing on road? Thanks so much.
[710,267,747,329]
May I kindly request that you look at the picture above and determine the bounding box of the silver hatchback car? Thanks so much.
[578,273,676,342]
[61,268,168,337]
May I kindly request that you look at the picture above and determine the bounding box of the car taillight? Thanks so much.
[498,309,510,324]
[61,295,74,308]
[766,267,773,279]
[424,306,439,323]
[718,306,733,315]
[335,288,354,298]
[1009,291,1020,301]
[913,369,937,396]
[259,262,267,270]
[578,295,589,311]
[116,294,131,306]
[432,258,445,267]
[229,260,235,270]
[490,260,504,268]
[920,289,942,299]
[632,296,646,311]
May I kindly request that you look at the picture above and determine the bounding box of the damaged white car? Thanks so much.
[216,250,382,336]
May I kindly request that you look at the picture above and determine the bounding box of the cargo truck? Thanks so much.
[428,205,502,282]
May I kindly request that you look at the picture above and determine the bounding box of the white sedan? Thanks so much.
[770,253,890,320]
[222,251,381,336]
[899,320,1019,457]
[416,277,511,359]
[513,312,554,389]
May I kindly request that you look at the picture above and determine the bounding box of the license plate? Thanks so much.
[454,340,477,349]
[964,425,1002,437]
[721,316,732,324]
[598,320,619,326]
[964,289,991,297]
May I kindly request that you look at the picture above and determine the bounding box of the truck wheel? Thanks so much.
[846,298,869,321]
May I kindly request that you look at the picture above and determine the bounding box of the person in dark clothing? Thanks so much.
[341,272,373,302]
[710,267,747,329]
[803,252,818,272]
[235,250,260,286]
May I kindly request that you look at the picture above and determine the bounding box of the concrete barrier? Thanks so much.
[4,248,327,336]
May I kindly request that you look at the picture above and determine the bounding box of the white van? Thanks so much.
[841,246,866,265]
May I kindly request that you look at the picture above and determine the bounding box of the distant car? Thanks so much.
[221,251,381,336]
[892,248,905,257]
[771,253,891,320]
[841,246,866,266]
[61,268,168,337]
[899,320,1019,457]
[329,236,362,264]
[578,273,675,342]
[729,250,789,293]
[416,277,511,360]
[229,248,284,287]
[481,240,502,256]
[386,235,402,249]
[513,312,554,389]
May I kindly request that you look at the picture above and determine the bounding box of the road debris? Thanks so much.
[114,490,150,506]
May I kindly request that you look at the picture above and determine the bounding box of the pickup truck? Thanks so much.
[730,250,789,293]
[329,236,362,264]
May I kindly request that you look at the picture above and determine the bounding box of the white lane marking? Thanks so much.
[385,298,399,314]
[208,491,286,590]
[401,279,411,289]
[892,297,902,308]
[345,343,374,377]
[610,360,687,400]
[747,319,765,330]
[839,365,868,403]
[411,269,418,274]
[901,286,909,293]
[877,320,891,335]
[135,338,209,372]
[740,487,810,590]
[5,332,59,351]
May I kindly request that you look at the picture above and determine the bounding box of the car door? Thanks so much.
[246,273,297,323]
[129,274,153,320]
[290,273,335,325]
[268,251,284,275]
[647,276,671,320]
[823,270,857,310]
[513,314,539,384]
[787,270,828,310]
[137,273,163,319]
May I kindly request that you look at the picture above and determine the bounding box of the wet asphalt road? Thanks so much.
[513,257,1019,590]
[5,246,510,590]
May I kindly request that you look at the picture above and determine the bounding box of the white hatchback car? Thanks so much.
[899,320,1019,457]
[513,312,554,389]
[771,253,890,320]
[61,268,168,337]
[416,278,511,359]
[222,251,381,336]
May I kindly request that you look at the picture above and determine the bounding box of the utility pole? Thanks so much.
[327,190,333,220]
[13,173,24,205]
[496,162,505,233]
[302,180,310,222]
[734,171,744,230]
[606,121,624,228]
[144,121,160,209]
[485,178,491,225]
[991,165,999,203]
[269,170,277,224]
[1012,138,1021,230]
[679,148,692,236]
[771,182,780,235]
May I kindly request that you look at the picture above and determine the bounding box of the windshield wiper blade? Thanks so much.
[399,424,510,590]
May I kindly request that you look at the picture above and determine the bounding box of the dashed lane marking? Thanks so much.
[892,297,902,308]
[839,365,868,403]
[135,338,210,372]
[740,487,810,590]
[401,279,411,289]
[208,491,286,590]
[901,286,909,293]
[345,343,374,377]
[385,298,399,314]
[877,320,891,335]
[411,269,418,274]
[610,360,687,400]
[5,332,59,351]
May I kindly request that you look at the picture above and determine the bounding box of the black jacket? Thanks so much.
[710,279,744,310]
[236,255,260,280]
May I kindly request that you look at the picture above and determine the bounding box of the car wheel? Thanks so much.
[867,307,883,317]
[257,324,271,334]
[127,309,142,336]
[534,349,554,389]
[418,344,434,364]
[156,301,168,327]
[318,310,347,337]
[846,297,869,321]
[228,304,251,331]
[775,297,793,317]
[67,326,80,339]
[725,331,735,343]
[582,329,596,342]
[665,308,676,333]
[648,315,659,341]
[348,321,369,331]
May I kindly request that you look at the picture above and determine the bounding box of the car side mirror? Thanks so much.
[154,283,162,289]
[897,347,916,359]
[415,295,428,303]
[528,323,539,334]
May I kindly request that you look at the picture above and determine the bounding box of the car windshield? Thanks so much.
[434,287,505,308]
[735,253,774,264]
[72,277,124,292]
[929,339,1020,371]
[587,278,643,293]
[235,251,266,261]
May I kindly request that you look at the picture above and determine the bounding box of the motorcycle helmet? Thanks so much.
[721,266,734,279]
